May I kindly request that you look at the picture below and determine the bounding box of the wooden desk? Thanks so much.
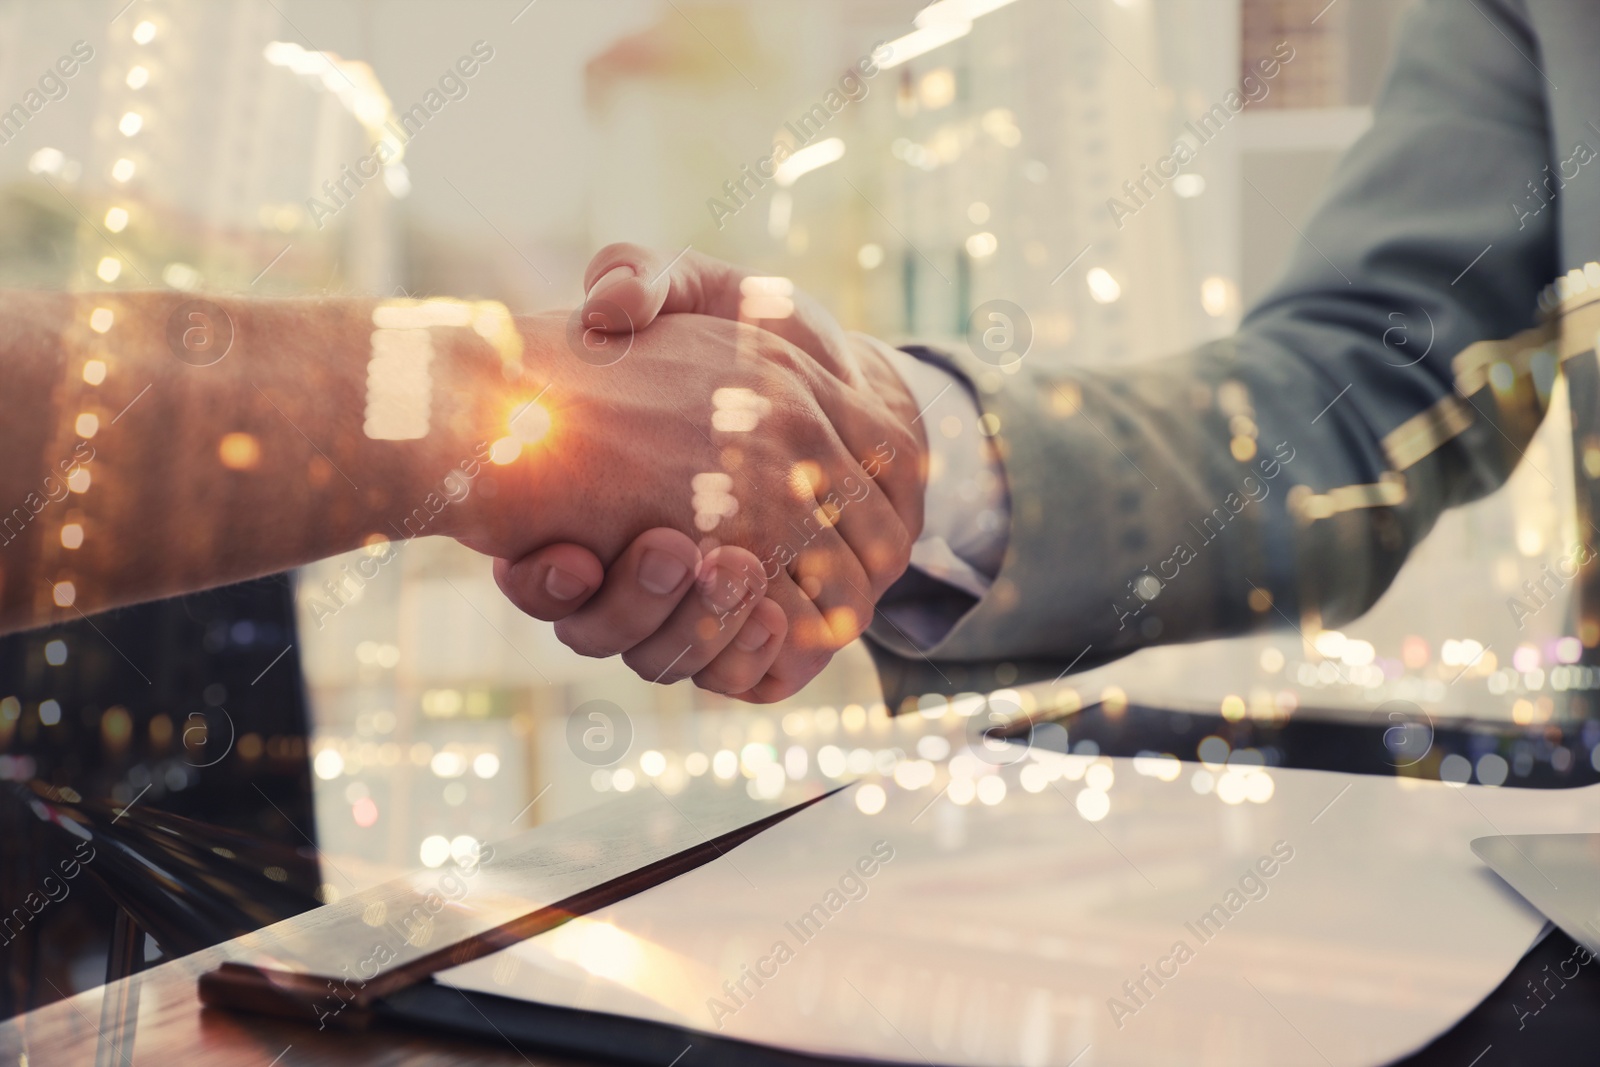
[0,938,588,1066]
[0,783,812,1067]
[8,713,1600,1067]
[7,903,1600,1067]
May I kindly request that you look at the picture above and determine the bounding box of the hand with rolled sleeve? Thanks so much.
[501,246,1010,701]
[0,282,925,667]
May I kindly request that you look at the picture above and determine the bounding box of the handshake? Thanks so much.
[453,244,929,703]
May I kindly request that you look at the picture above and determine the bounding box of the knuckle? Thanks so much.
[860,532,912,598]
[745,675,794,704]
[774,642,833,681]
[554,622,617,661]
[694,665,746,696]
[622,646,679,682]
[692,669,727,694]
[763,389,816,439]
[755,331,804,369]
[558,612,653,661]
[504,585,558,621]
[807,649,835,677]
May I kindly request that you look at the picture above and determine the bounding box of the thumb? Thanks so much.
[580,243,863,387]
[580,242,708,333]
[493,544,604,622]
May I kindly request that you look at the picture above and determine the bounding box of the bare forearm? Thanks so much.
[0,291,540,634]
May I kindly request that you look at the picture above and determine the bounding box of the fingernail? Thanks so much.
[586,264,635,303]
[544,566,589,601]
[734,619,772,652]
[638,548,690,595]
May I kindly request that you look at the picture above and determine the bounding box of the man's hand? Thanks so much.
[496,247,928,701]
[498,530,792,696]
[0,287,913,657]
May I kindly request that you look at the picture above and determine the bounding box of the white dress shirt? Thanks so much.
[879,347,1010,643]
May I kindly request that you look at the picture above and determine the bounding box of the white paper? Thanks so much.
[440,761,1600,1066]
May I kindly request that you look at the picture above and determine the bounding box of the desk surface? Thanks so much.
[6,900,1599,1067]
[7,704,1600,1067]
[0,783,807,1067]
[0,941,587,1066]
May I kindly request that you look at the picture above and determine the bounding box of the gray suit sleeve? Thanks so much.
[865,0,1561,703]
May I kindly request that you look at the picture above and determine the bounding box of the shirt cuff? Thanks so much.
[881,346,1011,601]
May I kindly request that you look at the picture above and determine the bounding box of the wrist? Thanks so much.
[365,301,557,549]
[422,307,565,550]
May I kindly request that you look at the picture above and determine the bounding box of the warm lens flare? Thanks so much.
[825,606,860,640]
[489,436,521,465]
[219,432,262,470]
[793,615,832,647]
[712,387,770,432]
[789,461,824,499]
[509,400,551,444]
